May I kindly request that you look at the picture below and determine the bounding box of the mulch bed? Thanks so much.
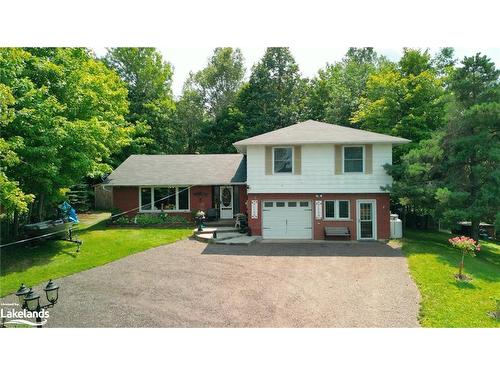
[105,223,191,228]
[454,273,473,282]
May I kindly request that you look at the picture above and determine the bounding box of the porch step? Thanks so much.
[205,219,235,227]
[193,226,239,235]
[193,227,259,245]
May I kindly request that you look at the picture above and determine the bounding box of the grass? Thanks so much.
[0,212,193,297]
[402,229,500,327]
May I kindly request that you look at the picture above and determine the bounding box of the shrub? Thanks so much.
[448,236,481,279]
[114,215,130,224]
[134,214,165,225]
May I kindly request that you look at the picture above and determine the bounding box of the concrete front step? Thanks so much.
[193,228,260,245]
[193,226,239,235]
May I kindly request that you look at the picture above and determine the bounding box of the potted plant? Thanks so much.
[448,236,481,281]
[195,210,206,232]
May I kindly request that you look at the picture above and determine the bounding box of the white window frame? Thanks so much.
[272,146,294,174]
[342,145,365,173]
[356,199,377,240]
[323,200,351,221]
[139,186,190,213]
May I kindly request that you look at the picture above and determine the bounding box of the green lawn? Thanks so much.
[401,229,500,328]
[0,213,193,297]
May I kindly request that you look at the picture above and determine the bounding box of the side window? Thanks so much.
[324,200,350,219]
[324,201,335,219]
[338,200,350,219]
[141,187,152,210]
[273,147,293,173]
[178,187,189,210]
[344,146,364,172]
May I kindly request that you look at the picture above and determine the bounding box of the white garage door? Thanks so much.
[262,201,312,239]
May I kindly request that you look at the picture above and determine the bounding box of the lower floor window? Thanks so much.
[140,186,189,211]
[324,200,350,220]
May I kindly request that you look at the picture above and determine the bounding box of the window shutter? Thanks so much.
[265,146,272,175]
[365,144,373,174]
[293,145,301,175]
[334,145,342,174]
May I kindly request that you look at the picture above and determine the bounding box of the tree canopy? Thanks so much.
[1,48,130,224]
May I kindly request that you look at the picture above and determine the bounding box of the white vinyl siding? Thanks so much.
[246,144,393,193]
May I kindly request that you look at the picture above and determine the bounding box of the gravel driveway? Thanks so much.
[1,239,420,327]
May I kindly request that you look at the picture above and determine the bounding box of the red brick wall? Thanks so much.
[113,186,139,217]
[190,186,212,212]
[247,192,390,240]
[239,185,248,214]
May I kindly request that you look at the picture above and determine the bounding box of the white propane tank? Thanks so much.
[390,213,403,239]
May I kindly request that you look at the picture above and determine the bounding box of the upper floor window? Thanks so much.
[344,146,364,173]
[273,147,293,173]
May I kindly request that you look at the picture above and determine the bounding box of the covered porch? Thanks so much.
[191,185,248,221]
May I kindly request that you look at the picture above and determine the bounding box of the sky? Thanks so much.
[93,47,500,98]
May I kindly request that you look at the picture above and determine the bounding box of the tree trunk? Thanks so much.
[38,193,45,222]
[458,249,465,277]
[471,218,480,242]
[13,210,19,238]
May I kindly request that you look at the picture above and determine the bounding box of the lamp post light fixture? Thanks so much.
[13,279,60,328]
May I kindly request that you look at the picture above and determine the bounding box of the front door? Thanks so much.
[357,200,377,240]
[219,186,233,219]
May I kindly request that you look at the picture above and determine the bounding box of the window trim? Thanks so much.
[323,199,351,221]
[342,145,365,174]
[272,146,294,174]
[138,186,190,213]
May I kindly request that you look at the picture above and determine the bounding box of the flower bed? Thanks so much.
[107,212,191,227]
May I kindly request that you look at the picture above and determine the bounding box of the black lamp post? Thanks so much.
[13,279,60,328]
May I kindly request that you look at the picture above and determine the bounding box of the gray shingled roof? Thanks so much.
[103,154,246,186]
[233,120,410,151]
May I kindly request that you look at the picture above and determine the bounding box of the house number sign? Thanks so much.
[315,200,323,220]
[251,200,258,219]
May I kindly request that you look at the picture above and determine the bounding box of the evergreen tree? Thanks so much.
[236,48,308,137]
[436,54,499,240]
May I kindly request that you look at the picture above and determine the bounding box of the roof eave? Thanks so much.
[233,139,411,146]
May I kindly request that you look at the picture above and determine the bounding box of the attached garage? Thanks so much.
[262,201,313,239]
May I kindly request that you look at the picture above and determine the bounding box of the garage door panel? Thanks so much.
[262,201,312,240]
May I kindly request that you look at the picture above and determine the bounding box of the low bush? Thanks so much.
[134,214,165,225]
[114,216,130,224]
[132,213,190,226]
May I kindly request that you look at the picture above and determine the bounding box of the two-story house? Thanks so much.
[103,120,409,241]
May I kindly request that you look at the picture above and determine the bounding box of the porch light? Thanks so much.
[24,288,41,312]
[15,284,30,305]
[43,279,59,304]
